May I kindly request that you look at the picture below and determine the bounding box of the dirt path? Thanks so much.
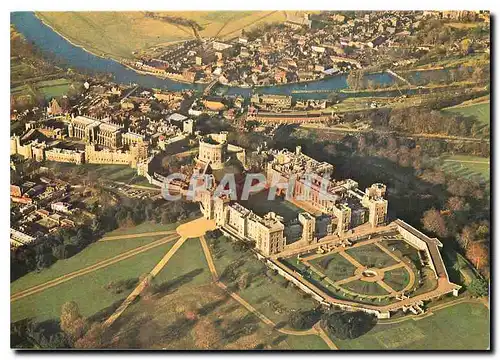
[200,235,219,281]
[11,234,179,302]
[103,236,188,328]
[199,234,337,349]
[99,230,176,241]
[443,159,490,164]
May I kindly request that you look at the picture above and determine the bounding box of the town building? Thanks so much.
[68,115,123,149]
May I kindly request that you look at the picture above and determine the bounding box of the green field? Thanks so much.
[443,101,490,126]
[308,253,357,282]
[11,242,174,323]
[11,77,78,101]
[153,238,212,289]
[35,78,75,99]
[104,221,179,237]
[332,302,489,350]
[383,267,411,292]
[208,236,317,324]
[11,235,167,294]
[346,245,399,268]
[439,155,490,182]
[239,191,304,222]
[284,334,331,350]
[47,162,138,182]
[343,280,389,296]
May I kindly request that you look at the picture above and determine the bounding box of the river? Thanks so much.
[11,11,446,99]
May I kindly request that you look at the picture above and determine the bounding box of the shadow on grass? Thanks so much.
[154,268,204,296]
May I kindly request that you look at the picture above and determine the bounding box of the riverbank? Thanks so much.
[120,61,200,85]
[13,12,466,98]
[35,12,118,63]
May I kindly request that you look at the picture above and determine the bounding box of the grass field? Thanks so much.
[308,253,357,282]
[343,280,389,296]
[47,162,137,182]
[107,235,329,349]
[37,11,287,60]
[104,221,179,237]
[383,267,411,292]
[11,77,78,101]
[332,302,489,350]
[11,234,167,294]
[11,242,174,323]
[153,238,212,289]
[239,191,304,223]
[208,235,317,324]
[35,78,75,99]
[443,101,490,126]
[346,244,399,268]
[439,155,490,182]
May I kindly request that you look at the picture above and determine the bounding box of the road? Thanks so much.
[103,236,188,328]
[11,234,179,302]
[99,230,176,242]
[444,159,489,164]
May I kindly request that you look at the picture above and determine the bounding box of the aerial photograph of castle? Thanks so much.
[9,7,490,351]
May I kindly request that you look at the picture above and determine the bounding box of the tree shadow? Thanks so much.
[88,297,127,324]
[155,268,204,296]
[221,313,260,345]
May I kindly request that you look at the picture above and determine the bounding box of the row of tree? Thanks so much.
[11,197,200,281]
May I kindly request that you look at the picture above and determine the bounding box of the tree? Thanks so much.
[60,301,87,343]
[52,244,70,260]
[447,196,465,212]
[458,225,476,250]
[74,322,105,349]
[422,208,448,238]
[466,242,489,272]
[237,272,251,290]
[321,311,376,340]
[289,309,322,330]
[467,278,489,298]
[346,70,364,90]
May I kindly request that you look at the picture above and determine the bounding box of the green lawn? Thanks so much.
[308,253,357,282]
[382,239,421,265]
[332,302,489,350]
[45,162,146,184]
[153,238,212,290]
[439,155,490,182]
[283,334,330,350]
[346,245,399,269]
[11,235,167,294]
[11,242,174,323]
[342,280,389,296]
[208,236,317,324]
[105,221,179,237]
[443,102,490,126]
[35,78,74,99]
[383,267,411,292]
[239,191,304,223]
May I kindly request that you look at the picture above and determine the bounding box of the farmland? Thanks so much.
[36,11,287,60]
